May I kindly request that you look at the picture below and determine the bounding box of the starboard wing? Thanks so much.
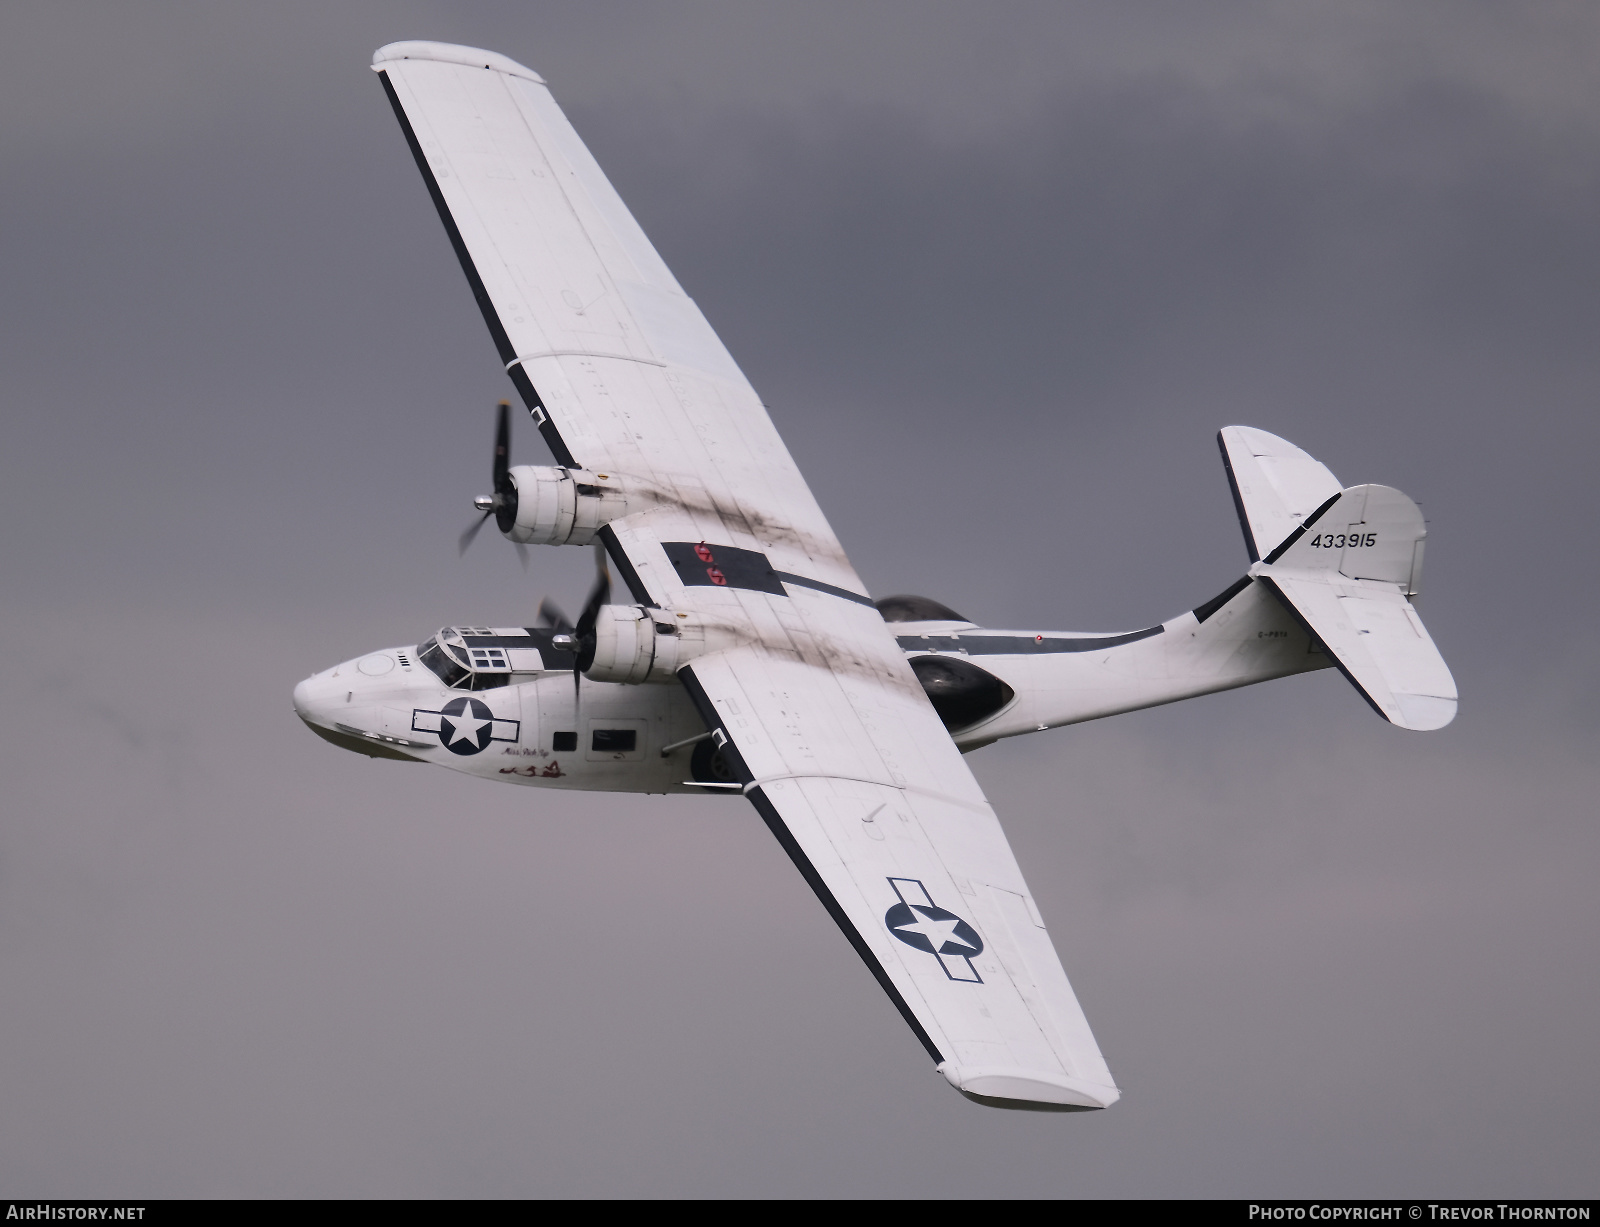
[375,41,1119,1108]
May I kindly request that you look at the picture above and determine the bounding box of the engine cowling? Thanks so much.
[582,605,733,684]
[500,466,634,546]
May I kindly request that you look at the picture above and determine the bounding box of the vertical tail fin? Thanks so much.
[1219,426,1342,562]
[1217,427,1455,731]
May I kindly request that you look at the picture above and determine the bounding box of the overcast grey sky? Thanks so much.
[1,1,1596,1198]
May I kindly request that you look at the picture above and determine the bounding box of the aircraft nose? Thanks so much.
[293,673,337,726]
[292,676,314,718]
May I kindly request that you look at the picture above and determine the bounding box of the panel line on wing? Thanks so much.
[507,350,666,371]
[740,772,994,816]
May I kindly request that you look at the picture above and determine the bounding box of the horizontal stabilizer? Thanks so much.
[1220,426,1343,562]
[1254,485,1456,730]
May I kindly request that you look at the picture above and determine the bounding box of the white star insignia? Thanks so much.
[442,710,490,747]
[892,909,975,954]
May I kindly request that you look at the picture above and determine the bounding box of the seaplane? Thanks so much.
[294,41,1457,1111]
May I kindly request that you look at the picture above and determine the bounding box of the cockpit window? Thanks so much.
[417,630,513,691]
[418,635,469,688]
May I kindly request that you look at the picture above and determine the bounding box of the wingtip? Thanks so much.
[372,41,545,83]
[1388,693,1458,731]
[938,1063,1120,1112]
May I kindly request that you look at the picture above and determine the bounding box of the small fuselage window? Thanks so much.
[592,729,637,752]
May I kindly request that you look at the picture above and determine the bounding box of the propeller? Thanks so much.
[536,599,573,633]
[458,401,529,567]
[454,403,608,690]
[572,542,612,701]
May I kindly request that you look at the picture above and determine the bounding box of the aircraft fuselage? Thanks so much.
[293,576,1327,793]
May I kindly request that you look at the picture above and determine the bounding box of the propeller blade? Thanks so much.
[492,399,511,491]
[457,508,492,555]
[515,542,530,571]
[573,543,612,700]
[461,401,520,557]
[490,400,520,535]
[576,544,612,636]
[537,599,573,632]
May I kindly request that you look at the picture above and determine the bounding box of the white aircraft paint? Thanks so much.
[293,41,1456,1112]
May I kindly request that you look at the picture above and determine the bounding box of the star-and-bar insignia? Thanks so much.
[412,696,520,756]
[884,877,984,983]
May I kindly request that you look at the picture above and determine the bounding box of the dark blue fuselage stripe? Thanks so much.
[895,626,1164,655]
[1261,491,1344,565]
[1218,431,1261,564]
[1192,576,1253,624]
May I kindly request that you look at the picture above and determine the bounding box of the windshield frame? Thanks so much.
[417,630,513,691]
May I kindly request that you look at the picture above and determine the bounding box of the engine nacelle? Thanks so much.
[582,605,734,684]
[501,466,634,546]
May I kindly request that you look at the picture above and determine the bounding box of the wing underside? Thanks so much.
[681,646,1118,1110]
[374,43,859,599]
